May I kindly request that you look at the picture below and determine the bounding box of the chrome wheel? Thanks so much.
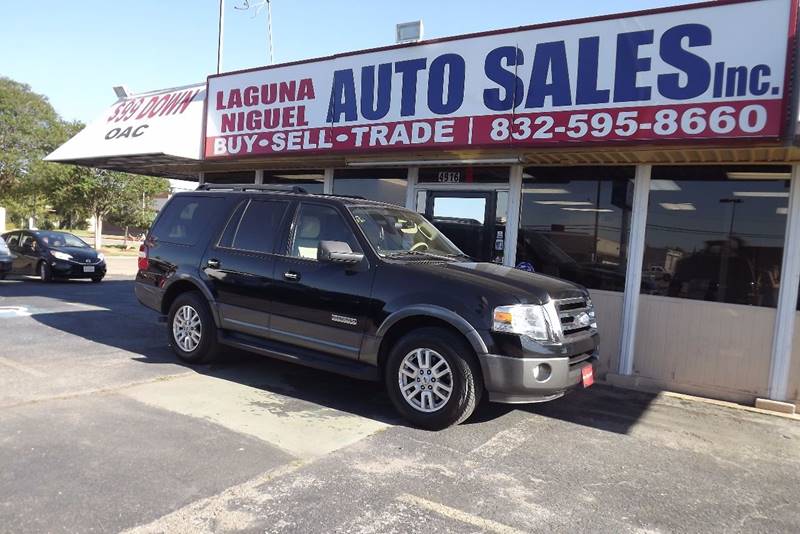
[172,305,202,353]
[398,348,453,413]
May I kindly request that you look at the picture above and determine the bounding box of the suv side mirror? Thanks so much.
[318,241,364,264]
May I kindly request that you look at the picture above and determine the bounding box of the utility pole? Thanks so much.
[217,0,225,74]
[235,0,275,65]
[718,197,743,303]
[266,0,274,64]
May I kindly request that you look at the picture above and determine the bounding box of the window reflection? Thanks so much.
[263,169,325,194]
[334,168,408,205]
[642,166,790,308]
[203,170,256,184]
[516,167,634,291]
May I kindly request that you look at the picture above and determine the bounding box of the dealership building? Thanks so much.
[48,0,800,410]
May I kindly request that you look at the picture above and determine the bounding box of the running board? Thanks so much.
[218,330,380,382]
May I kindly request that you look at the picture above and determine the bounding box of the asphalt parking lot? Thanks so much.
[1,258,799,533]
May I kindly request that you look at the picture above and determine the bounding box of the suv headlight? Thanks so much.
[492,303,561,343]
[51,251,72,261]
[97,252,105,262]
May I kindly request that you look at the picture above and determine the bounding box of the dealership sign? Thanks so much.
[206,0,794,159]
[46,83,206,163]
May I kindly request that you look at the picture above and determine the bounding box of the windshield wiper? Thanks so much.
[384,250,465,261]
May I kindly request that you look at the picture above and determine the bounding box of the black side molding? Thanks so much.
[218,330,380,382]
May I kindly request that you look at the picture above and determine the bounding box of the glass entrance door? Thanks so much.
[424,191,505,263]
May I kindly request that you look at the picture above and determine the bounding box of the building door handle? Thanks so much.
[283,271,300,281]
[207,258,220,269]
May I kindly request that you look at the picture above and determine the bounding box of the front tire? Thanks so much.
[385,327,482,430]
[38,261,52,283]
[167,291,220,364]
[91,276,103,283]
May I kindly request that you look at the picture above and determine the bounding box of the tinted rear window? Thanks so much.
[230,199,289,254]
[217,201,248,248]
[4,233,19,248]
[151,196,226,246]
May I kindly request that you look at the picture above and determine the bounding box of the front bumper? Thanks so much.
[50,260,106,278]
[478,333,598,404]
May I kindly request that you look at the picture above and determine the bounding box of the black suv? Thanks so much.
[135,185,598,429]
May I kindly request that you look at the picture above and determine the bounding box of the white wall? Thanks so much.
[632,295,776,402]
[589,289,624,379]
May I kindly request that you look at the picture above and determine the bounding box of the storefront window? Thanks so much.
[203,170,256,184]
[516,166,634,291]
[333,168,407,205]
[418,166,509,184]
[263,169,324,194]
[642,166,790,307]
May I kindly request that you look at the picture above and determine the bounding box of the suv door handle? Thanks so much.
[283,271,300,281]
[207,259,220,269]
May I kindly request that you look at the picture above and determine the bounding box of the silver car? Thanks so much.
[0,236,13,280]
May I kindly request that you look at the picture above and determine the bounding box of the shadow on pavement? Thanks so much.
[5,277,656,433]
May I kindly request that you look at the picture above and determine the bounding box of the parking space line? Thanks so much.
[122,373,390,460]
[0,356,46,378]
[469,420,532,459]
[0,372,195,409]
[122,460,307,534]
[397,493,527,534]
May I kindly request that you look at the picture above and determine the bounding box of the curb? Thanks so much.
[600,379,800,421]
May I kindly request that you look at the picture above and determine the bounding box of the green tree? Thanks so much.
[0,76,170,240]
[107,175,170,247]
[0,77,72,226]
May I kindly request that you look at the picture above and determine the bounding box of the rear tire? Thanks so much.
[385,327,482,430]
[167,291,221,364]
[38,261,52,283]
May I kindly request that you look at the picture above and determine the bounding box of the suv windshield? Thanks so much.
[350,206,468,259]
[37,231,89,248]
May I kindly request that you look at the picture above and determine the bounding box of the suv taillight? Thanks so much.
[138,243,149,271]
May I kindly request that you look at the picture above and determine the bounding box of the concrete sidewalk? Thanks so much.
[104,255,138,277]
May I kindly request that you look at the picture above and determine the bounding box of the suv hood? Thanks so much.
[403,261,587,305]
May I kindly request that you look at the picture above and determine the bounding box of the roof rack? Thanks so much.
[196,183,308,194]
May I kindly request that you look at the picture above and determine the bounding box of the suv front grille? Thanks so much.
[554,296,595,340]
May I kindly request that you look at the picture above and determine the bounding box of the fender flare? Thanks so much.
[375,304,489,357]
[162,273,221,327]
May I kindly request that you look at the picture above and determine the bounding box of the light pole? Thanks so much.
[266,0,273,65]
[718,197,744,303]
[217,0,225,74]
[234,0,275,65]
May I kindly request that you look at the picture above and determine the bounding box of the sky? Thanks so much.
[0,0,700,125]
